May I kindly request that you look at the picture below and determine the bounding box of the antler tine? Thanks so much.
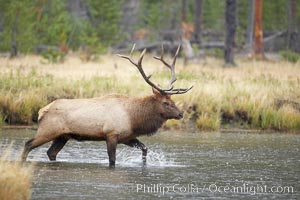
[117,44,137,66]
[165,85,194,95]
[138,48,146,67]
[154,45,180,90]
[129,43,136,56]
[172,45,180,69]
[117,47,166,94]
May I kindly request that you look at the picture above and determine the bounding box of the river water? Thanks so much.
[0,129,299,200]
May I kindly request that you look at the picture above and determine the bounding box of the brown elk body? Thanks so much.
[21,45,192,167]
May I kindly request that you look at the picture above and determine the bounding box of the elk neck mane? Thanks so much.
[127,95,166,136]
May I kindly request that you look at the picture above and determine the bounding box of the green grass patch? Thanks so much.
[279,50,300,63]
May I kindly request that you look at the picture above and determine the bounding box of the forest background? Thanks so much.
[0,0,299,58]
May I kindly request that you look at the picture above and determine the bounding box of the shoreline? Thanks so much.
[1,125,299,134]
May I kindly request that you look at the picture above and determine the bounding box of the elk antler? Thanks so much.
[153,45,193,94]
[117,44,193,95]
[153,45,178,91]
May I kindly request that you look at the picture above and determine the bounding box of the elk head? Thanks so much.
[151,88,184,120]
[117,44,193,120]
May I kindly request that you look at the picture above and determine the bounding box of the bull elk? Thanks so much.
[21,45,193,167]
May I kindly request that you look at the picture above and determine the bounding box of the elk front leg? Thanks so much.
[124,138,148,163]
[106,135,118,167]
[47,136,68,161]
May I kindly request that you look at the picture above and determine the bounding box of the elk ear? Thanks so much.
[152,87,163,96]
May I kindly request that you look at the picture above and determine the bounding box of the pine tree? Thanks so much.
[0,0,36,55]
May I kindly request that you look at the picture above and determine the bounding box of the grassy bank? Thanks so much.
[0,147,33,200]
[0,54,300,131]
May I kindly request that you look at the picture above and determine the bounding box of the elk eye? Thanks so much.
[163,102,170,106]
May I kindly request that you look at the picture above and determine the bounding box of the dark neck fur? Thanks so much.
[129,96,165,136]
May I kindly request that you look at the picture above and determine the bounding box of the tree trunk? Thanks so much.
[67,0,89,19]
[193,0,203,44]
[224,0,237,66]
[0,11,3,33]
[10,9,19,58]
[120,0,140,38]
[246,0,255,54]
[181,0,187,22]
[287,0,299,53]
[170,3,180,30]
[254,0,264,58]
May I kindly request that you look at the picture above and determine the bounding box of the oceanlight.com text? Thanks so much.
[136,183,294,196]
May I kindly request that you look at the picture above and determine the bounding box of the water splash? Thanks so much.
[115,148,183,167]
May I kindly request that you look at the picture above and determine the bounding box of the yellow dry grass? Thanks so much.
[0,146,33,200]
[0,53,299,131]
[1,53,299,84]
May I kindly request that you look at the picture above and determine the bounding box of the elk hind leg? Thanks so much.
[21,136,52,161]
[124,138,148,163]
[47,136,68,161]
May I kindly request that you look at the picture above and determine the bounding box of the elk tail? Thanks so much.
[38,101,55,123]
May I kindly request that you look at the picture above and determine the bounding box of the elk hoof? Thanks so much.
[142,156,147,163]
[48,156,56,161]
[109,161,115,168]
[47,152,57,161]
